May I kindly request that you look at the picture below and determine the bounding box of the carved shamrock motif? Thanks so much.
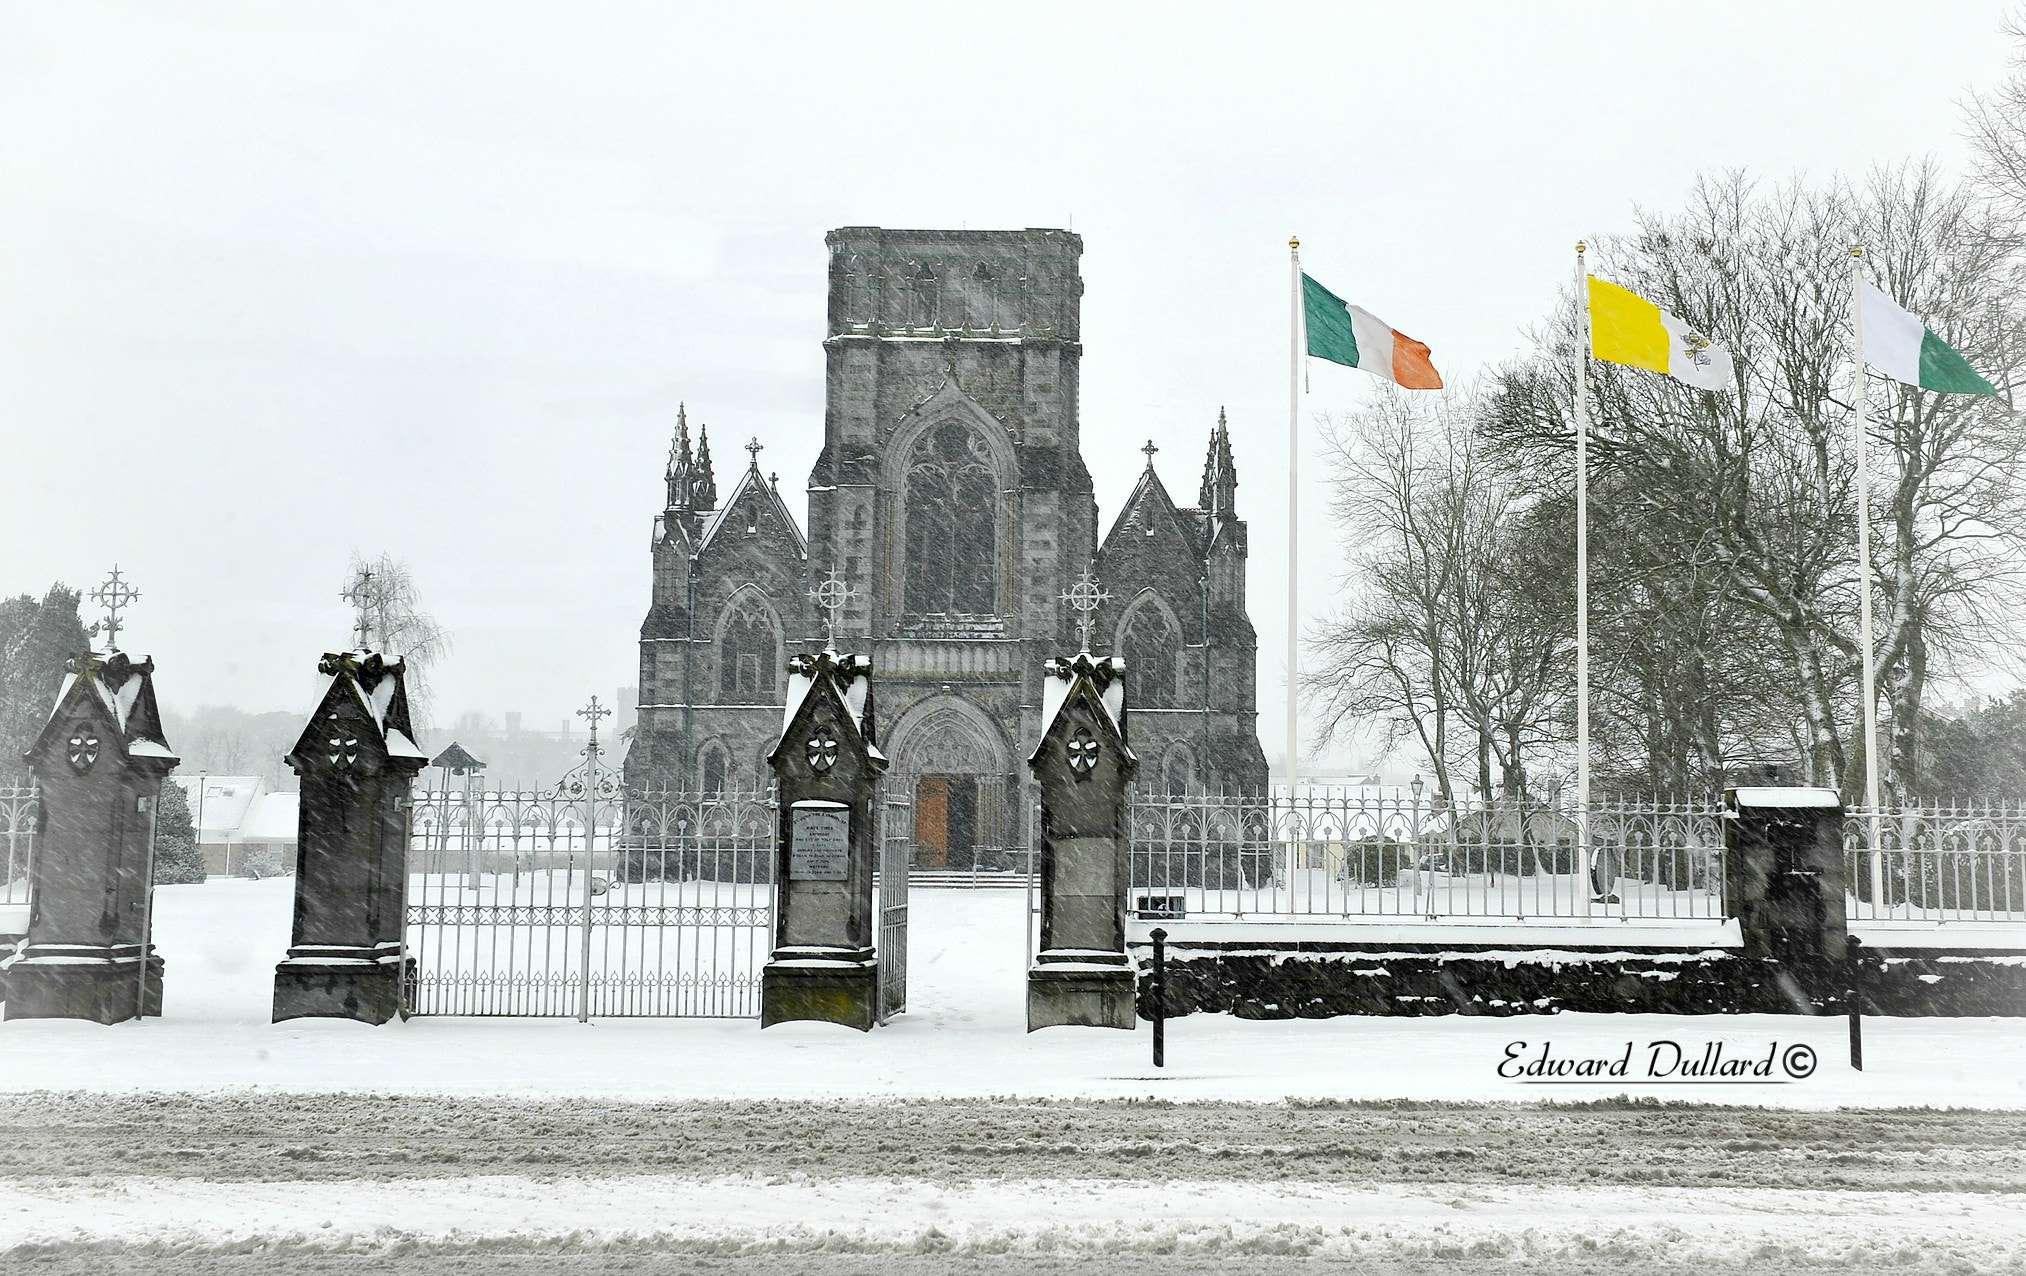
[806,730,840,772]
[66,726,101,774]
[324,712,360,769]
[1067,728,1100,776]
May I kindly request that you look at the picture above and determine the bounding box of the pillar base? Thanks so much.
[1027,950,1136,1031]
[273,944,404,1025]
[762,949,877,1031]
[1,944,162,1023]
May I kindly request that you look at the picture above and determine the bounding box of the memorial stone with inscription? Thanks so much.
[761,649,888,1030]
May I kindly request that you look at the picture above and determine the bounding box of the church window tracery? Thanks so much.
[1120,605,1181,708]
[903,422,997,616]
[718,595,778,701]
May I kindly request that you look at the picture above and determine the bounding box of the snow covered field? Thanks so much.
[1,878,2021,1107]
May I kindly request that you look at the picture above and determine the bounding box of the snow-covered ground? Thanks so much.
[4,1174,2019,1268]
[2,878,2022,1108]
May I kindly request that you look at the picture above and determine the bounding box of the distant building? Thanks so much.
[235,790,298,875]
[626,227,1268,868]
[167,776,297,876]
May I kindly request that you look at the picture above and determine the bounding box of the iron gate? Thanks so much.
[876,795,911,1021]
[404,753,776,1018]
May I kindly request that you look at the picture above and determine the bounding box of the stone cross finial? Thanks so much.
[745,436,764,466]
[87,566,140,651]
[341,569,379,650]
[809,568,857,648]
[1141,439,1159,468]
[1060,565,1110,652]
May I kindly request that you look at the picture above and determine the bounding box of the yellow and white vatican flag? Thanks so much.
[1587,276,1734,391]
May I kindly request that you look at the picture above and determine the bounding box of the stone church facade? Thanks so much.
[626,227,1268,867]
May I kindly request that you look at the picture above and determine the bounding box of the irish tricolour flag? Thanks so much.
[1858,280,1998,395]
[1302,274,1443,389]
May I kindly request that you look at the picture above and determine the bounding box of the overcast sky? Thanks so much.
[2,1,2016,772]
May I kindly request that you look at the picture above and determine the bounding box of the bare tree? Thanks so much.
[192,723,250,773]
[1310,386,1570,801]
[346,551,451,724]
[1964,6,2026,242]
[1483,167,2024,797]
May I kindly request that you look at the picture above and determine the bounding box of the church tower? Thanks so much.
[806,228,1097,865]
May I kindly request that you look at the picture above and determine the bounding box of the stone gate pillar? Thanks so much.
[1026,651,1138,1031]
[273,652,430,1024]
[761,649,887,1030]
[1725,786,1848,975]
[4,651,179,1023]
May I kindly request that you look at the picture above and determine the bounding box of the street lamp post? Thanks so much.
[1409,774,1425,915]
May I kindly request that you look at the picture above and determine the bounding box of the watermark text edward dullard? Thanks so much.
[1500,1039,1817,1083]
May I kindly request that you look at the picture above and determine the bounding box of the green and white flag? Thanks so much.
[1858,280,1998,395]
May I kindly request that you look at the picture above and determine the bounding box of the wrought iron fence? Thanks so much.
[404,783,777,1017]
[1128,789,1725,921]
[1845,803,2026,923]
[1,780,34,912]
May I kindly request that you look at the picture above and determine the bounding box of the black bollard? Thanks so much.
[1847,935,1864,1072]
[1150,927,1167,1069]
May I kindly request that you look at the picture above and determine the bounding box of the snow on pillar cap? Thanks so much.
[780,649,874,733]
[773,648,883,766]
[1037,651,1127,746]
[28,648,178,769]
[293,650,428,766]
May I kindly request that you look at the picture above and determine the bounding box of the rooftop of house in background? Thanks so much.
[237,791,298,845]
[169,775,266,838]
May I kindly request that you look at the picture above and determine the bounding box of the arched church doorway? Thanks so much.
[914,774,980,870]
[884,697,1016,874]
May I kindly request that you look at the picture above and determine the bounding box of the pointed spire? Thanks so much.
[1200,406,1238,517]
[666,403,696,510]
[692,424,718,511]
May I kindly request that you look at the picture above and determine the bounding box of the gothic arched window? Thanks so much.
[1120,606,1181,708]
[908,260,938,328]
[718,596,778,701]
[839,253,870,325]
[967,261,995,329]
[697,740,731,795]
[1162,745,1196,795]
[903,422,997,616]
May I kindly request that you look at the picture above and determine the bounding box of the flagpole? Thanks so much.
[1573,242,1593,914]
[1850,246,1886,907]
[1286,234,1302,913]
